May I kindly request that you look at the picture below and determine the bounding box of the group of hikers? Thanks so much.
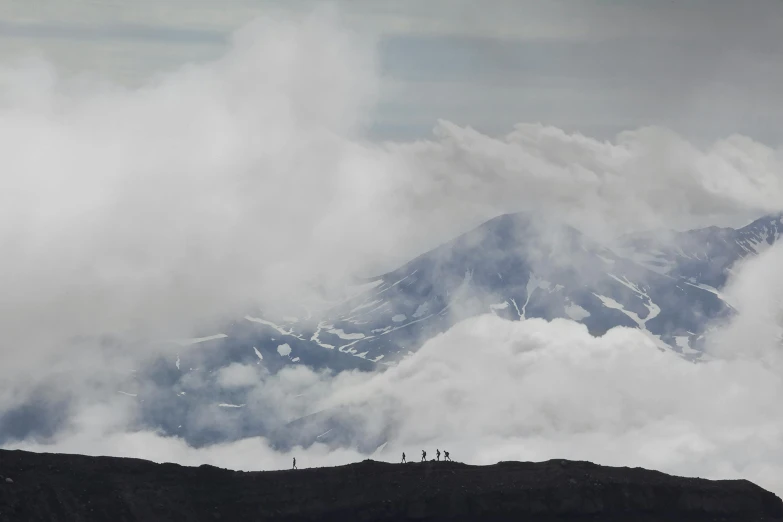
[400,449,451,463]
[291,449,453,469]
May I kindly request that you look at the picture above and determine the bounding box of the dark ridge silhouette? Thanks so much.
[1,449,781,521]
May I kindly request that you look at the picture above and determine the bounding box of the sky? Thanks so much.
[2,0,783,142]
[1,0,783,502]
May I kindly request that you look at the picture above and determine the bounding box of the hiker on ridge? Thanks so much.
[292,457,297,469]
[421,450,426,462]
[436,449,441,461]
[444,451,451,462]
[401,452,406,463]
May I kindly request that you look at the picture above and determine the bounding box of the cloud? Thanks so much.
[0,10,387,379]
[706,239,783,363]
[215,363,259,389]
[12,245,783,497]
[381,122,783,252]
[1,8,783,500]
[6,2,783,141]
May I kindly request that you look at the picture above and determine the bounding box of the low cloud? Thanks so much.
[13,244,783,497]
[215,363,260,389]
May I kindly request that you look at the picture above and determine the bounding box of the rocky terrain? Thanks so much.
[1,449,781,521]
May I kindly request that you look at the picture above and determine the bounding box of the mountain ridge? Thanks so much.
[1,448,781,521]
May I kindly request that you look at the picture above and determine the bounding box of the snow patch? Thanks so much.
[684,281,734,308]
[170,334,227,346]
[596,254,615,265]
[510,298,522,320]
[377,271,418,295]
[565,303,591,321]
[310,321,336,349]
[245,317,304,340]
[327,328,365,340]
[675,336,699,355]
[277,343,292,357]
[608,274,662,324]
[593,292,660,330]
[412,303,430,318]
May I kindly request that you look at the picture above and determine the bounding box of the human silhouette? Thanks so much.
[401,452,406,463]
[444,451,451,462]
[421,450,426,462]
[436,449,441,461]
[292,457,297,469]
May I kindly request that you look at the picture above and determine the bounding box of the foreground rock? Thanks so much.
[1,449,781,521]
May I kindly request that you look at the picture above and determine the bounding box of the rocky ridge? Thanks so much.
[1,449,782,521]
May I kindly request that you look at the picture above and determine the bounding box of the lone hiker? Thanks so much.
[401,452,406,463]
[444,451,451,462]
[421,450,426,462]
[436,449,441,461]
[292,457,297,469]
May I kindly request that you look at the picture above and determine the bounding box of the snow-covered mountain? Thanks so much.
[118,212,782,447]
[616,213,783,289]
[171,213,783,377]
[210,213,783,372]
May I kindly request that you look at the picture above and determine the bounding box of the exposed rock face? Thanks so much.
[1,449,781,521]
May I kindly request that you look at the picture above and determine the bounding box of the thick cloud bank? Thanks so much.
[2,9,783,498]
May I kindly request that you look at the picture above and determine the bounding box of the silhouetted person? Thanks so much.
[444,451,451,462]
[292,457,297,469]
[401,452,406,463]
[421,450,426,462]
[436,449,441,461]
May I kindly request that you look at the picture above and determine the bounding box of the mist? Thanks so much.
[1,7,783,500]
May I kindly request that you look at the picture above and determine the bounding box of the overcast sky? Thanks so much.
[2,1,783,498]
[2,0,782,142]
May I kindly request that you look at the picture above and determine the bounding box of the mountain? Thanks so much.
[1,449,781,522]
[3,212,780,448]
[118,212,782,446]
[208,211,765,373]
[616,213,783,289]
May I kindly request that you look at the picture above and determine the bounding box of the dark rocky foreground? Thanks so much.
[1,449,781,521]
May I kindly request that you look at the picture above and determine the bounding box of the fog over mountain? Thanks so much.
[1,4,783,502]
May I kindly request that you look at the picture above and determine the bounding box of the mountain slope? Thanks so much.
[229,212,738,370]
[616,213,783,289]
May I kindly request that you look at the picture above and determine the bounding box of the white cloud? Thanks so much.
[0,11,387,386]
[706,242,783,364]
[215,363,259,389]
[1,9,783,501]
